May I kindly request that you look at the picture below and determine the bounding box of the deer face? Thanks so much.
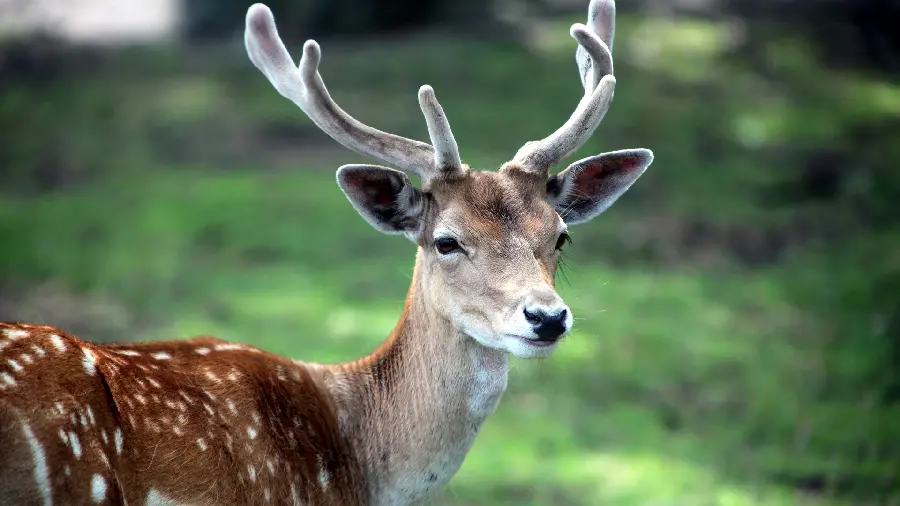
[245,0,653,358]
[336,149,652,358]
[422,171,571,358]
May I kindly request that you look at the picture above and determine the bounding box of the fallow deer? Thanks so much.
[0,0,653,504]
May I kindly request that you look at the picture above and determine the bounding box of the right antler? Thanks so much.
[511,0,617,175]
[244,4,463,182]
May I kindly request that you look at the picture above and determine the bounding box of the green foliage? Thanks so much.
[1,13,898,505]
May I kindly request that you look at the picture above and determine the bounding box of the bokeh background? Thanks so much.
[2,0,899,504]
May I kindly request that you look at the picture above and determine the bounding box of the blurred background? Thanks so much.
[1,0,899,504]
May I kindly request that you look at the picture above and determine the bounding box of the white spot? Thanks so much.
[147,378,161,389]
[90,474,107,503]
[21,421,52,506]
[115,350,140,356]
[178,391,193,404]
[194,347,210,355]
[266,458,275,474]
[70,414,77,425]
[1,373,15,386]
[4,328,29,339]
[7,359,23,372]
[87,406,96,426]
[172,426,184,436]
[59,429,69,444]
[202,403,214,416]
[20,354,33,364]
[204,371,219,382]
[252,411,261,424]
[247,426,257,439]
[247,465,257,482]
[214,343,243,351]
[100,452,110,468]
[101,430,108,444]
[318,455,330,489]
[64,466,71,476]
[55,402,65,415]
[135,379,146,389]
[164,399,177,410]
[50,335,66,353]
[79,412,87,426]
[227,370,240,381]
[114,428,123,454]
[69,432,82,458]
[227,399,237,415]
[150,352,171,360]
[135,394,147,405]
[82,349,96,375]
[196,438,207,451]
[177,413,187,425]
[146,489,180,506]
[176,401,187,412]
[31,345,46,357]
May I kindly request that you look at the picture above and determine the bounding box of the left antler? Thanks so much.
[244,3,464,182]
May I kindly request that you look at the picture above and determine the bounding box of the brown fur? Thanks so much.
[0,323,366,505]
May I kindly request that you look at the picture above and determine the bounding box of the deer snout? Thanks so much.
[523,306,568,341]
[521,294,572,343]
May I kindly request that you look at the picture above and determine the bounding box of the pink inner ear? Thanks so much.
[574,153,643,193]
[345,172,396,207]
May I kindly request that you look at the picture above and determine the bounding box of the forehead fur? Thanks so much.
[426,170,556,240]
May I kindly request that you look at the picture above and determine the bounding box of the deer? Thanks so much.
[0,1,652,504]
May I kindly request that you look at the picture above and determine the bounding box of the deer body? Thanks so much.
[1,1,654,504]
[0,256,507,505]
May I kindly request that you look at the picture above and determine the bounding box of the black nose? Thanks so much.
[523,307,568,341]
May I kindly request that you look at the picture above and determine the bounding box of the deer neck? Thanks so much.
[327,250,509,505]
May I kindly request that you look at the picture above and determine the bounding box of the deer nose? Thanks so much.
[523,306,568,341]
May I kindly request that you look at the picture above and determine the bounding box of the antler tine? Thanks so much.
[418,85,463,173]
[245,4,462,181]
[511,0,617,174]
[576,0,615,93]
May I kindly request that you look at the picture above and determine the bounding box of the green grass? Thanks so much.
[2,13,899,505]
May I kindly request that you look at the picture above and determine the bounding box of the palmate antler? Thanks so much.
[512,0,617,175]
[244,4,464,184]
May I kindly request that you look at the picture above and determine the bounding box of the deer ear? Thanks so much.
[546,149,653,225]
[337,164,425,237]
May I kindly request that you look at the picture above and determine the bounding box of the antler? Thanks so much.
[511,0,617,175]
[244,4,463,182]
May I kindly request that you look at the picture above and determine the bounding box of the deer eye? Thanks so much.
[434,237,462,255]
[555,232,571,251]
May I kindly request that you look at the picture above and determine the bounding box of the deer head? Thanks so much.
[245,0,653,360]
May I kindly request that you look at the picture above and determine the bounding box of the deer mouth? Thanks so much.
[508,334,560,348]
